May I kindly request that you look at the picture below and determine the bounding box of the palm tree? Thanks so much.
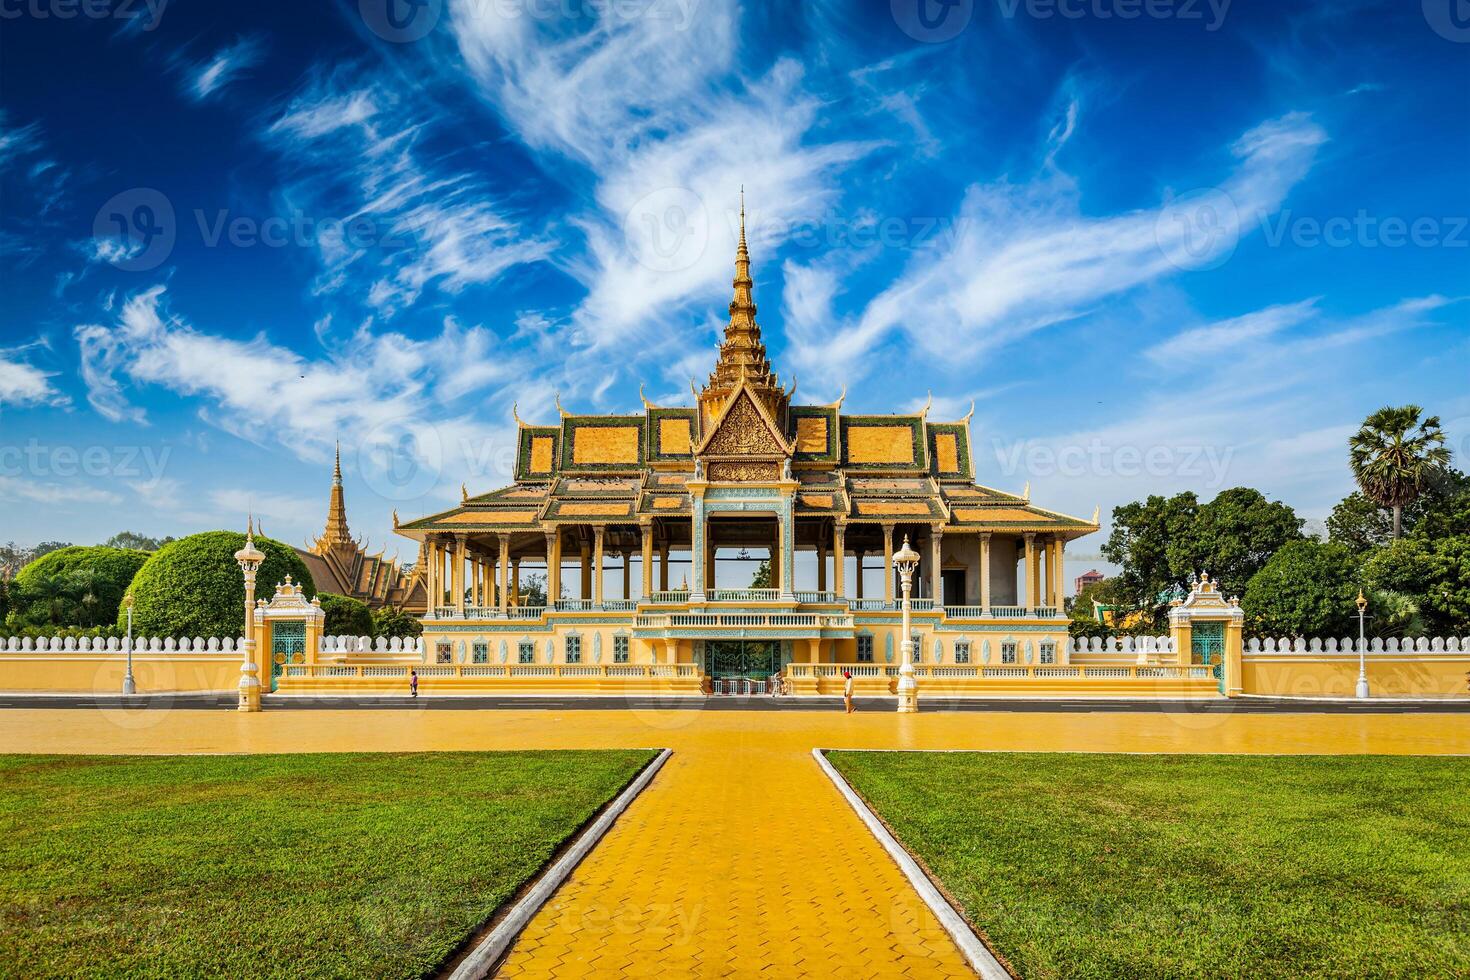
[1349,405,1452,539]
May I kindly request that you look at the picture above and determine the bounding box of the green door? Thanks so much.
[270,621,306,693]
[1192,622,1226,693]
[706,641,778,695]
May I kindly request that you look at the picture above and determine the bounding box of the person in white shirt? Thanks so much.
[843,669,855,714]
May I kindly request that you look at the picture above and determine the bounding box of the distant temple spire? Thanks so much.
[319,441,353,550]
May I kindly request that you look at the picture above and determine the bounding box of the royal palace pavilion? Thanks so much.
[382,207,1113,697]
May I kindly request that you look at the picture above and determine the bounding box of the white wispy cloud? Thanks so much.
[0,476,120,506]
[0,341,69,409]
[789,112,1329,389]
[180,35,265,102]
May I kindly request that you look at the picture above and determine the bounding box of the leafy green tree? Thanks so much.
[1348,405,1452,539]
[317,593,373,637]
[1103,488,1303,624]
[372,607,423,639]
[750,559,773,589]
[103,531,176,551]
[1242,540,1361,637]
[124,532,314,638]
[1409,486,1470,542]
[1418,537,1470,633]
[11,546,151,628]
[0,577,8,623]
[518,572,549,607]
[1327,469,1469,552]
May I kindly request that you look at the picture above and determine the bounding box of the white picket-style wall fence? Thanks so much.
[2,635,247,654]
[320,635,425,655]
[1246,636,1470,654]
[1067,636,1176,655]
[2,634,426,656]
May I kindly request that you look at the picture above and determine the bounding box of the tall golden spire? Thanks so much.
[700,190,786,429]
[318,441,352,552]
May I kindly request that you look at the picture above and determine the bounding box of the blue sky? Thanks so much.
[1,0,1467,567]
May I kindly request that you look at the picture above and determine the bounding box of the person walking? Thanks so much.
[843,669,855,714]
[409,668,418,698]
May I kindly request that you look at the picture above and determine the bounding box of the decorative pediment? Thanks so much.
[697,382,792,458]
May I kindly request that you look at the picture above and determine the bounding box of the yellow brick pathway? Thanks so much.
[2,705,1466,978]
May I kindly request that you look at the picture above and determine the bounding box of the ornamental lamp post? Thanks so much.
[122,591,136,696]
[893,534,921,714]
[1355,589,1370,700]
[234,523,266,713]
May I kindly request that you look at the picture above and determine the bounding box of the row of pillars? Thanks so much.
[423,525,1070,611]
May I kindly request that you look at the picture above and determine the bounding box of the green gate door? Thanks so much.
[706,641,778,695]
[1192,621,1226,694]
[270,621,306,693]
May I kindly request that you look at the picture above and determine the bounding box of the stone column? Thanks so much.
[779,502,796,601]
[930,529,943,606]
[882,524,895,605]
[580,537,592,600]
[833,523,847,599]
[545,531,561,605]
[640,523,654,599]
[498,533,511,613]
[593,526,606,607]
[980,533,992,613]
[691,512,706,602]
[1023,533,1037,611]
[424,539,438,610]
[453,534,467,614]
[1052,537,1066,610]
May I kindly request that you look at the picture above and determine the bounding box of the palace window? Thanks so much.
[857,635,874,663]
[565,635,582,664]
[1001,641,1018,665]
[1040,641,1056,665]
[613,635,630,664]
[518,641,535,665]
[472,641,489,664]
[954,641,971,665]
[435,641,453,664]
[910,632,922,663]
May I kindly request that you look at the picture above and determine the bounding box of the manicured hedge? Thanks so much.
[122,532,315,638]
[11,546,151,628]
[317,592,372,637]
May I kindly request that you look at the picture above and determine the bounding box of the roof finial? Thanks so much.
[961,400,976,424]
[332,440,342,486]
[739,185,746,248]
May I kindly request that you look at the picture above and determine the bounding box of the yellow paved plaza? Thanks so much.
[3,705,1467,978]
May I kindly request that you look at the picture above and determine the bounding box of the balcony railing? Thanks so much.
[282,663,701,680]
[649,590,690,604]
[794,591,840,604]
[636,612,852,630]
[848,599,894,611]
[784,664,1216,681]
[941,605,1065,620]
[710,588,780,603]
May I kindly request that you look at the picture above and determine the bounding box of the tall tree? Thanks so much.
[1348,406,1452,539]
[1327,469,1469,552]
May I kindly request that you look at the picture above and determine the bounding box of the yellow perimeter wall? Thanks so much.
[0,656,240,693]
[1242,656,1470,698]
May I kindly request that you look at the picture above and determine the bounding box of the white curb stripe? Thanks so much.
[448,748,672,979]
[813,747,1012,980]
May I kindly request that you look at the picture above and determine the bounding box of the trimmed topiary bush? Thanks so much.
[123,532,315,638]
[318,593,372,637]
[12,546,151,628]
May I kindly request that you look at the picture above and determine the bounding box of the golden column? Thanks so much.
[816,540,827,593]
[545,530,561,605]
[1023,533,1038,611]
[511,559,521,607]
[580,536,592,600]
[620,550,631,600]
[658,542,670,592]
[640,522,654,599]
[453,533,467,615]
[980,532,992,613]
[929,529,943,605]
[497,533,511,613]
[882,524,896,605]
[853,547,864,599]
[833,522,847,598]
[593,526,606,607]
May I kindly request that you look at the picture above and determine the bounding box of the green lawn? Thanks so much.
[827,751,1470,979]
[0,750,656,978]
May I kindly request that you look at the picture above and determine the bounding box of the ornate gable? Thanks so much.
[698,384,791,458]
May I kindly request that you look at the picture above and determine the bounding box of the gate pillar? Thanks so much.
[1168,573,1244,697]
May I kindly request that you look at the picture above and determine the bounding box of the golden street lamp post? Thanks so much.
[121,591,136,696]
[1355,589,1370,700]
[894,534,921,713]
[234,523,265,713]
